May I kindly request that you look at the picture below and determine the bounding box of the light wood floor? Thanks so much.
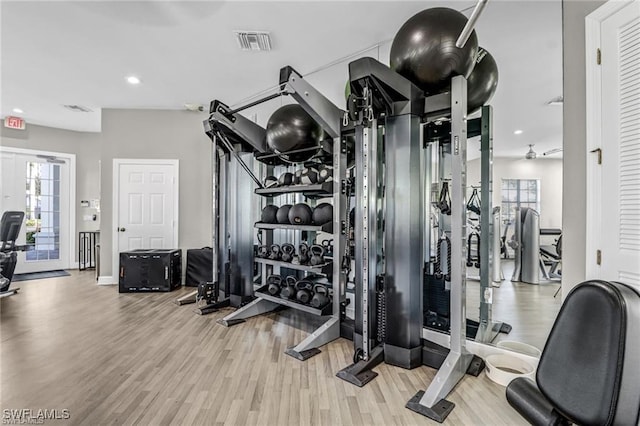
[1,271,531,425]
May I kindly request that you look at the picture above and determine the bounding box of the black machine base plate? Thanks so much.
[284,347,321,361]
[499,322,513,334]
[466,355,486,377]
[406,391,455,423]
[216,318,246,327]
[336,365,379,387]
[195,299,231,315]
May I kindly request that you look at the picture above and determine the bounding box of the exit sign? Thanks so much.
[4,116,25,130]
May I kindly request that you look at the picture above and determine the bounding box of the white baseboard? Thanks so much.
[97,276,116,285]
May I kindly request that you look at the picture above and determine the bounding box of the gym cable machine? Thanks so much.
[191,66,349,360]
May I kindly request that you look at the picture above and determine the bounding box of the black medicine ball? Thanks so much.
[288,203,313,225]
[276,205,292,224]
[312,203,333,225]
[261,205,279,223]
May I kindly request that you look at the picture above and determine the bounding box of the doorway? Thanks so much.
[0,147,76,273]
[111,159,179,281]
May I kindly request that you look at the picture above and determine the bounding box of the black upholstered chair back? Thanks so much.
[510,280,640,426]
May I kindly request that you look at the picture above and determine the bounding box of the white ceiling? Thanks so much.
[1,0,563,158]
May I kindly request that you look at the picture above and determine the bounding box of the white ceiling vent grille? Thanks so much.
[234,31,272,51]
[63,104,93,113]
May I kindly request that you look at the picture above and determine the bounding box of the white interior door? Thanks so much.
[0,148,74,273]
[113,159,179,277]
[587,0,640,292]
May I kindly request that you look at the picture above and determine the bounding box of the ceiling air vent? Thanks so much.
[63,104,93,113]
[234,31,272,51]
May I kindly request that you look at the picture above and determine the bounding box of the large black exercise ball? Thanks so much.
[312,203,333,225]
[390,7,478,95]
[467,47,499,114]
[276,205,292,224]
[266,104,323,163]
[261,205,279,223]
[288,203,313,225]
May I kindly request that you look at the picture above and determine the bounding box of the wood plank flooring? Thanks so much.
[1,271,534,425]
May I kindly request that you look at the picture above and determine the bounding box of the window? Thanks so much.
[25,162,61,261]
[501,179,540,223]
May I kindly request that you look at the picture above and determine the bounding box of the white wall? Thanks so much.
[562,0,606,297]
[467,157,563,229]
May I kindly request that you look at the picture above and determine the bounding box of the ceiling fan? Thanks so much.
[524,145,563,160]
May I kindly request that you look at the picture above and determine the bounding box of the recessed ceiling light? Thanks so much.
[126,75,141,85]
[12,108,24,114]
[514,130,523,135]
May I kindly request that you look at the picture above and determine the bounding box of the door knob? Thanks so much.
[118,227,126,232]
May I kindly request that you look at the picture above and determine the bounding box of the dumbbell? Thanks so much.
[267,275,283,296]
[321,239,334,257]
[316,164,333,183]
[310,284,331,309]
[268,244,281,260]
[280,276,297,300]
[281,244,295,262]
[295,280,314,305]
[309,244,325,266]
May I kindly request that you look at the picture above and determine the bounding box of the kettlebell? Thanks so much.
[276,205,292,224]
[267,275,283,296]
[261,205,279,223]
[310,284,331,309]
[309,244,325,266]
[295,280,314,304]
[257,245,270,258]
[269,244,281,260]
[288,203,313,225]
[316,165,333,183]
[281,243,295,262]
[299,243,310,265]
[280,276,297,299]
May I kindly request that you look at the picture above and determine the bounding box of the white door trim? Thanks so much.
[112,159,179,284]
[584,0,635,279]
[0,146,76,271]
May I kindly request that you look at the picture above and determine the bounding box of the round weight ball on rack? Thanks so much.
[467,47,499,114]
[317,165,333,183]
[299,167,319,185]
[288,203,313,225]
[389,7,478,95]
[266,104,322,163]
[264,176,279,188]
[261,205,279,223]
[312,203,333,225]
[276,205,292,224]
[278,172,294,186]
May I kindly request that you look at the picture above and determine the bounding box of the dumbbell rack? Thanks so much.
[215,65,347,362]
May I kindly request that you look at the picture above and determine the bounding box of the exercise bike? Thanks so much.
[0,211,27,299]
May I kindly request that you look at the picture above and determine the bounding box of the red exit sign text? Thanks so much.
[4,116,26,130]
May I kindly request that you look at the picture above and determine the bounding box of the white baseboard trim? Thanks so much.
[97,276,116,285]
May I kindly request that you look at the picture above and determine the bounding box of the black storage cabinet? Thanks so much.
[119,249,182,293]
[185,247,213,287]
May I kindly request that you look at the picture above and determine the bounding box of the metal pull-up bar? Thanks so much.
[456,0,489,48]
